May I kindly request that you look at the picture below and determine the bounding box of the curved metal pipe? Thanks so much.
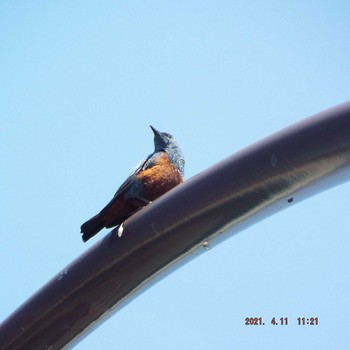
[1,101,350,350]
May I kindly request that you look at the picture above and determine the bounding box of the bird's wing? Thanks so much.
[141,151,164,170]
[112,151,164,198]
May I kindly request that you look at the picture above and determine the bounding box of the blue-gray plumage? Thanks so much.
[80,125,184,242]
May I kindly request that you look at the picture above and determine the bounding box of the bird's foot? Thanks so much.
[135,196,152,205]
[117,223,124,237]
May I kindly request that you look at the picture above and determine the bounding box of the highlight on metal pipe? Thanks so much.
[1,101,350,350]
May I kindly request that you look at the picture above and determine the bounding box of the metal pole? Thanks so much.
[1,102,350,350]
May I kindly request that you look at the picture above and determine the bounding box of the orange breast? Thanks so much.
[137,153,183,201]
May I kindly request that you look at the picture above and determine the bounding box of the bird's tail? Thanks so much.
[80,214,105,242]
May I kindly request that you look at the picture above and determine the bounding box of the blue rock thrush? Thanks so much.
[81,126,184,242]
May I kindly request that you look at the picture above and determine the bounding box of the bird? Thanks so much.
[80,125,184,242]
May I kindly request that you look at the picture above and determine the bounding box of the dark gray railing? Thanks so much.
[1,101,350,349]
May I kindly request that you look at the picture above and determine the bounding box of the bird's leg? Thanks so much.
[117,223,124,237]
[135,196,152,205]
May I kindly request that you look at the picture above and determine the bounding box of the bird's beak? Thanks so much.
[150,125,161,137]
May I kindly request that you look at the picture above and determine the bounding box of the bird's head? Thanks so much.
[150,125,185,176]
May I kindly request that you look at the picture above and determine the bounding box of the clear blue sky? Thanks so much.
[1,1,350,349]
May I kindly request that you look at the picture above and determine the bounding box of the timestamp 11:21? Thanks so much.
[245,317,319,326]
